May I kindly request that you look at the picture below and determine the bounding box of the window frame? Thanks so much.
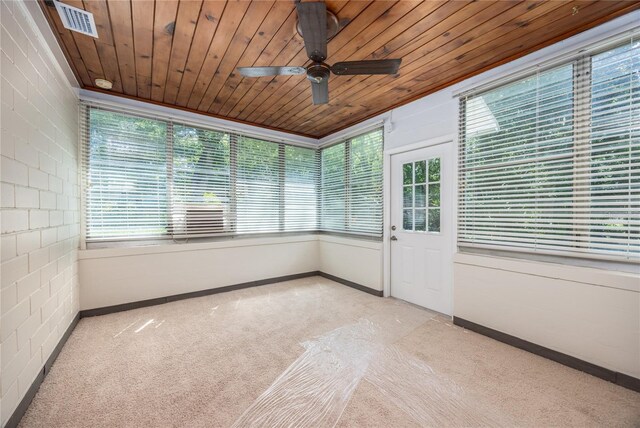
[318,129,384,237]
[457,40,639,263]
[80,105,384,247]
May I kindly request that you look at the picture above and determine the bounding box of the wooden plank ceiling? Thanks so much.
[40,0,639,138]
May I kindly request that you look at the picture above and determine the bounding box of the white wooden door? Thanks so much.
[390,142,453,315]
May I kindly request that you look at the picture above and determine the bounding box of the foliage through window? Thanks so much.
[285,146,318,231]
[86,110,168,240]
[82,108,383,243]
[236,137,280,233]
[320,129,384,236]
[459,39,639,261]
[172,125,231,237]
[402,158,441,233]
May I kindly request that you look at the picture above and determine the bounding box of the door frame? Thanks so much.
[382,134,458,312]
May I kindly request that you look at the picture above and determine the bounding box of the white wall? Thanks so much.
[0,0,80,424]
[318,235,383,291]
[79,234,384,310]
[79,235,320,310]
[454,254,640,378]
[319,12,640,379]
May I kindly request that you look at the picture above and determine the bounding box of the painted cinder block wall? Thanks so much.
[0,1,80,424]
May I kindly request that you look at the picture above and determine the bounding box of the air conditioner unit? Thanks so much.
[183,205,226,236]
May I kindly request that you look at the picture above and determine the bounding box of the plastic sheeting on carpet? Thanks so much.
[232,316,508,427]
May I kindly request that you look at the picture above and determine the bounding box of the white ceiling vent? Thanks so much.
[54,1,98,38]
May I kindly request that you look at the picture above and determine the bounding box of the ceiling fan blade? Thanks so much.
[310,79,328,105]
[237,66,306,77]
[296,2,327,62]
[331,59,402,76]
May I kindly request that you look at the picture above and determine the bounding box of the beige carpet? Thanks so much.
[19,276,640,427]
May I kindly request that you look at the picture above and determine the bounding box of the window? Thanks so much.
[349,131,384,234]
[236,137,280,233]
[320,129,384,236]
[81,105,383,243]
[171,125,231,237]
[589,43,639,258]
[459,39,639,261]
[320,143,346,232]
[285,146,318,231]
[85,109,168,241]
[402,158,440,233]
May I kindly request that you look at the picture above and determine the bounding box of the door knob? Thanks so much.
[391,225,396,231]
[390,235,398,241]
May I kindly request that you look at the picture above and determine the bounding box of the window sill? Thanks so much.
[317,233,383,250]
[454,251,640,293]
[80,233,320,260]
[80,231,383,259]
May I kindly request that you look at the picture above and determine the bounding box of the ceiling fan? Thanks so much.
[237,1,402,105]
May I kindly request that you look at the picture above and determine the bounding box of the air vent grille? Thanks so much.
[54,1,98,38]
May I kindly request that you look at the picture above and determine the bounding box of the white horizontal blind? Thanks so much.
[349,129,384,234]
[236,136,281,233]
[320,129,383,236]
[285,145,318,231]
[320,142,346,232]
[82,107,169,241]
[171,125,232,237]
[589,40,639,258]
[82,105,382,243]
[459,38,639,261]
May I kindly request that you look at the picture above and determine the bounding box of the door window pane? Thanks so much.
[401,157,441,233]
[403,209,413,230]
[403,162,413,184]
[428,209,440,232]
[428,183,440,208]
[415,209,426,231]
[428,158,440,182]
[403,186,413,208]
[415,184,426,207]
[415,160,426,183]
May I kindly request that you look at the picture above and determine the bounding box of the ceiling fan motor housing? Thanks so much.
[307,63,330,83]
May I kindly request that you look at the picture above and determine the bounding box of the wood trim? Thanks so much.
[4,313,81,428]
[453,317,640,394]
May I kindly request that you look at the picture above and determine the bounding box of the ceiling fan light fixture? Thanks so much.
[95,78,113,90]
